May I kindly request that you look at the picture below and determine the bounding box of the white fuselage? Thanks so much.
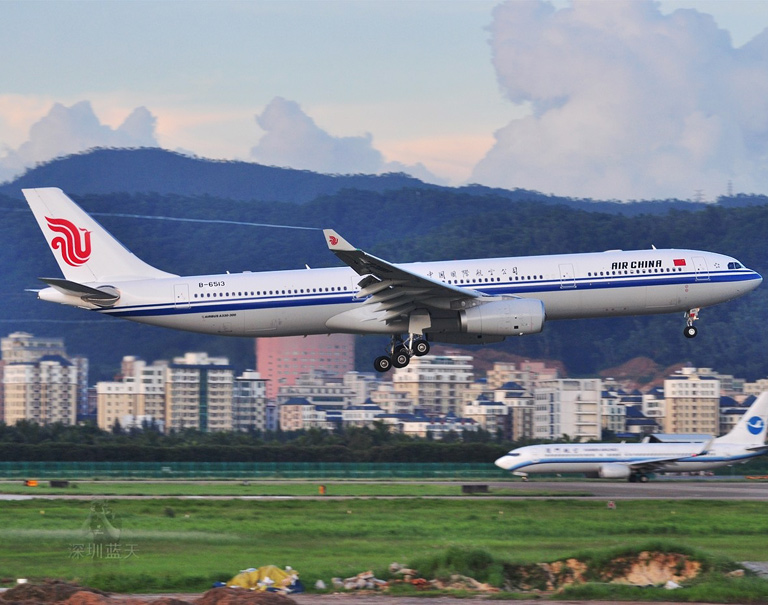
[494,441,760,476]
[39,247,762,338]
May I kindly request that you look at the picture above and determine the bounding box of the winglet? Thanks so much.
[323,229,356,252]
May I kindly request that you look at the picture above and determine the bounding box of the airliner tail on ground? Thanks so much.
[23,188,762,372]
[494,392,768,482]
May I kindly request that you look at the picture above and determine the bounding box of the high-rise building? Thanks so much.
[533,379,602,441]
[96,356,168,431]
[663,367,720,435]
[232,370,271,431]
[1,332,66,363]
[486,361,560,391]
[4,356,78,425]
[166,353,234,432]
[392,354,473,417]
[1,333,82,426]
[276,369,359,407]
[493,382,535,441]
[256,334,355,400]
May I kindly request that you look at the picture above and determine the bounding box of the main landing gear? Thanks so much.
[684,308,700,339]
[628,472,650,483]
[373,335,430,373]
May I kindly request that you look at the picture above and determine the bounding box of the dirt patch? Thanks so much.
[1,584,294,605]
[602,551,701,586]
[2,581,108,605]
[195,588,294,605]
[503,550,702,591]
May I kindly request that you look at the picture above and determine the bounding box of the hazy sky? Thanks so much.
[2,0,768,200]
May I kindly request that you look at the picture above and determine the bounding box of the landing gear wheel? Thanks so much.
[391,350,410,369]
[374,356,392,373]
[684,325,698,339]
[413,339,430,356]
[638,474,649,483]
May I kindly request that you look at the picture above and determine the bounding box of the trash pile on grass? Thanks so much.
[330,570,387,591]
[327,547,722,594]
[219,566,303,594]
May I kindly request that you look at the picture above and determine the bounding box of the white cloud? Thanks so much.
[471,0,768,200]
[0,101,158,183]
[249,97,444,182]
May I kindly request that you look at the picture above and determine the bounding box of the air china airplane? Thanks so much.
[495,392,768,482]
[23,187,762,373]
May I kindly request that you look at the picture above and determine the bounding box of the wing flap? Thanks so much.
[323,229,485,324]
[627,439,713,473]
[39,277,120,307]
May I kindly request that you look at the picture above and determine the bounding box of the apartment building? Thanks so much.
[1,333,82,426]
[493,382,535,441]
[392,354,473,416]
[463,395,509,435]
[276,369,359,407]
[485,361,560,391]
[232,370,273,431]
[663,367,720,435]
[165,353,234,432]
[369,381,414,415]
[533,379,602,441]
[96,356,168,431]
[3,356,78,425]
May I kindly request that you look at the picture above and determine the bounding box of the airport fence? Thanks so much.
[0,461,510,480]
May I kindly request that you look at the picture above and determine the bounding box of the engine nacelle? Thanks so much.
[460,298,545,336]
[597,463,631,479]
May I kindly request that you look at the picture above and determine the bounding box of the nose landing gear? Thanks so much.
[373,334,430,372]
[684,308,700,338]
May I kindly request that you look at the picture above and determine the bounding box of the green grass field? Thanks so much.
[0,480,591,498]
[1,494,767,597]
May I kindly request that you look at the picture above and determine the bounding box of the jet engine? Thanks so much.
[460,298,545,336]
[597,464,632,479]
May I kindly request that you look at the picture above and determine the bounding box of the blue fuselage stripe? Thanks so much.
[97,270,760,319]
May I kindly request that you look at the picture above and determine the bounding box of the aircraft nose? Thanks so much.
[494,455,514,470]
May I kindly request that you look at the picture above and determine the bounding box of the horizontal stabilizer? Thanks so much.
[40,277,120,307]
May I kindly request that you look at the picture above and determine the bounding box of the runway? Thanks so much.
[486,479,768,500]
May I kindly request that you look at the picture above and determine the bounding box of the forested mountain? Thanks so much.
[0,147,724,214]
[2,150,768,382]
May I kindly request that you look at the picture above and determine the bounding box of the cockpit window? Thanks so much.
[727,262,743,270]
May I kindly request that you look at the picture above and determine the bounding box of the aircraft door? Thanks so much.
[559,264,576,289]
[693,256,710,282]
[174,284,191,308]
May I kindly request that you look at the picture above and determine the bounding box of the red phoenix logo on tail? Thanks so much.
[328,235,339,246]
[45,217,92,266]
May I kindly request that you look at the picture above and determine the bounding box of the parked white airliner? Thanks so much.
[23,188,762,372]
[495,393,768,482]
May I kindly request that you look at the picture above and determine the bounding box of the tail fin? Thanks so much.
[23,187,175,282]
[716,392,768,445]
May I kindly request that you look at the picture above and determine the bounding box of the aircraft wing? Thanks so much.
[323,229,486,323]
[626,456,692,473]
[627,440,714,473]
